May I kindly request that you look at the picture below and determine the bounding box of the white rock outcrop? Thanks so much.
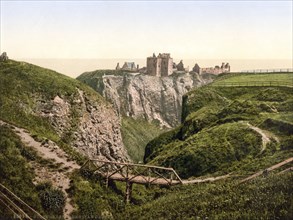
[98,73,211,127]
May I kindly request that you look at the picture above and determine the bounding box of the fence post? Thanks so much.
[125,181,132,204]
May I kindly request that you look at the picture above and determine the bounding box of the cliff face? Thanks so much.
[0,60,129,162]
[37,90,128,162]
[80,72,211,128]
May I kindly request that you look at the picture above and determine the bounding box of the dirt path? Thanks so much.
[246,122,279,152]
[182,173,231,184]
[0,120,79,219]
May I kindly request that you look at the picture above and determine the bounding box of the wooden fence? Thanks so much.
[241,68,293,73]
[0,183,46,219]
[211,81,292,87]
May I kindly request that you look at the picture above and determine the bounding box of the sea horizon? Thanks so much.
[17,58,293,78]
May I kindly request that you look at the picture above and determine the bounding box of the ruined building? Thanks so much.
[192,62,230,75]
[116,62,138,72]
[146,53,173,76]
[176,60,185,71]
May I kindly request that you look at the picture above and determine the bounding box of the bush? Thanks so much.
[38,184,65,216]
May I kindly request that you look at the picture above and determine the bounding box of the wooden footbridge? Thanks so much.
[81,159,183,202]
[81,157,293,203]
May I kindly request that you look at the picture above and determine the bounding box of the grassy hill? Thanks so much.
[212,72,293,87]
[0,60,108,162]
[145,73,293,178]
[0,60,115,218]
[1,64,292,219]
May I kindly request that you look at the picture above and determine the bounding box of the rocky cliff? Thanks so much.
[36,90,128,162]
[78,72,212,128]
[0,60,129,162]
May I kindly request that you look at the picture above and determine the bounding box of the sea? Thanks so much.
[19,58,293,78]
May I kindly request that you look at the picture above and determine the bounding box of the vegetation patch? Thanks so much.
[145,84,293,179]
[122,173,293,220]
[121,117,164,163]
[37,182,65,218]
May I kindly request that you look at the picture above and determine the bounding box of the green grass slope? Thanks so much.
[121,117,164,163]
[213,72,293,87]
[145,74,293,178]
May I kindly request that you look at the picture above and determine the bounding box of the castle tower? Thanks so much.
[146,53,173,76]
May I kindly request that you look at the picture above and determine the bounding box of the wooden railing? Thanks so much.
[82,159,182,186]
[81,159,183,203]
[241,68,293,73]
[0,183,46,220]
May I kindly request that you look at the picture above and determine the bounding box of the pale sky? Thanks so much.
[0,0,292,60]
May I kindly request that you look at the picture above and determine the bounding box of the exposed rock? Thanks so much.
[37,95,71,136]
[74,89,128,161]
[96,73,211,128]
[34,89,129,162]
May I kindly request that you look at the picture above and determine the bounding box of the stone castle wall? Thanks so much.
[146,53,173,77]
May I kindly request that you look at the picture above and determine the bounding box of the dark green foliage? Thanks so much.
[217,100,261,118]
[179,107,219,139]
[182,87,228,121]
[254,88,291,102]
[261,118,293,135]
[276,99,293,112]
[280,136,293,150]
[38,186,65,216]
[144,126,181,163]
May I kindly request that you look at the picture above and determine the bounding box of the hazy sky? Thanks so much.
[1,0,292,60]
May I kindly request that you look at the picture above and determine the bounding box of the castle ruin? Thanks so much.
[192,62,230,75]
[116,62,138,72]
[146,53,173,77]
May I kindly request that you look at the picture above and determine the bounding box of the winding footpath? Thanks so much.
[246,122,279,152]
[0,120,80,219]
